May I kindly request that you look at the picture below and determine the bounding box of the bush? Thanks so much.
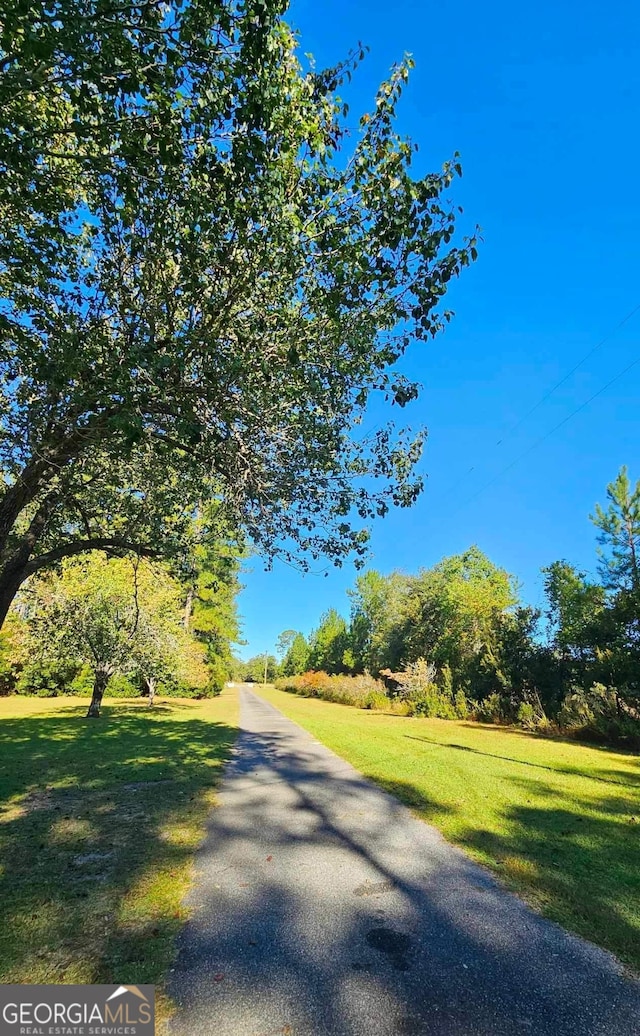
[276,662,472,720]
[276,672,390,710]
[515,693,551,732]
[475,692,505,723]
[396,659,458,718]
[16,657,78,697]
[403,686,456,718]
[69,665,94,696]
[559,683,614,728]
[203,655,231,696]
[454,689,470,719]
[517,701,536,728]
[559,683,640,746]
[102,673,139,698]
[363,690,391,710]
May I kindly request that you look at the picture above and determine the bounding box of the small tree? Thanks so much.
[23,554,198,716]
[243,654,278,683]
[133,617,208,705]
[131,580,209,705]
[591,467,640,595]
[280,633,311,676]
[25,556,142,715]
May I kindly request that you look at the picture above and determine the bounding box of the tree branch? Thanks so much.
[22,537,159,578]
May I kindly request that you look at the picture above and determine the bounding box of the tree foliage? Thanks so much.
[0,0,475,627]
[346,547,516,687]
[179,505,242,691]
[279,632,311,676]
[14,554,212,714]
[591,466,640,594]
[308,608,350,674]
[242,654,278,683]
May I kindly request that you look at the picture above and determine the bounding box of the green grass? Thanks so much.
[257,684,640,972]
[0,692,238,1025]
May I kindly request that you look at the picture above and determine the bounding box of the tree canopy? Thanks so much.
[0,0,475,626]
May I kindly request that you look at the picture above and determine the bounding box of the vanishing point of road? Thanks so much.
[169,687,640,1036]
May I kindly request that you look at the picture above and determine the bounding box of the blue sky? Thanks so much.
[238,0,640,658]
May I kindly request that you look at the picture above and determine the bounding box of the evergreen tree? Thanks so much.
[308,609,350,674]
[280,633,310,676]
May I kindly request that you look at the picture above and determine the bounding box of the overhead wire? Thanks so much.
[449,349,640,517]
[434,300,640,507]
[494,301,640,445]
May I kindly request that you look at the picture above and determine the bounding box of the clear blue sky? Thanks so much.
[238,0,640,659]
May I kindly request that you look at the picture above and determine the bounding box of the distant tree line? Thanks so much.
[274,468,640,742]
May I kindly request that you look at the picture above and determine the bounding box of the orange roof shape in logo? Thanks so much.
[106,986,149,1003]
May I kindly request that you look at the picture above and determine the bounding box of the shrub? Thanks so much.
[515,692,551,731]
[559,683,614,728]
[276,660,473,720]
[16,657,78,697]
[454,689,470,719]
[275,672,390,710]
[475,692,505,723]
[517,702,536,728]
[397,659,458,718]
[559,683,640,746]
[363,690,391,710]
[101,673,139,698]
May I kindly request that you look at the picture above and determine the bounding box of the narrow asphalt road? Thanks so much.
[169,687,640,1036]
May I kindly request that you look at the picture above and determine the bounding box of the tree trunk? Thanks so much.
[146,676,156,707]
[86,670,110,718]
[0,492,60,629]
[183,587,194,630]
[0,568,24,629]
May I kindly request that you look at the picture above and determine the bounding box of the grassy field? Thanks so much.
[0,692,238,1023]
[257,685,640,972]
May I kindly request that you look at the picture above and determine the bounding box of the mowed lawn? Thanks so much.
[0,692,238,1023]
[257,685,640,972]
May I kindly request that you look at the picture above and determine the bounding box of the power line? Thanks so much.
[434,299,640,506]
[450,349,640,517]
[494,301,640,445]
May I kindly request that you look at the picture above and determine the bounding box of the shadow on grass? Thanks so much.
[0,703,236,989]
[404,733,640,789]
[390,742,640,970]
[459,782,640,970]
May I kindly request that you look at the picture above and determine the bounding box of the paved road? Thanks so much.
[169,687,640,1036]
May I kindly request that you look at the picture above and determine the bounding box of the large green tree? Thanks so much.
[243,654,278,683]
[0,0,475,626]
[400,548,517,686]
[348,568,410,673]
[590,468,640,709]
[308,607,351,674]
[346,548,517,687]
[543,561,605,665]
[279,632,311,676]
[178,505,242,690]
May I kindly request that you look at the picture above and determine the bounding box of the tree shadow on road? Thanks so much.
[169,724,640,1036]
